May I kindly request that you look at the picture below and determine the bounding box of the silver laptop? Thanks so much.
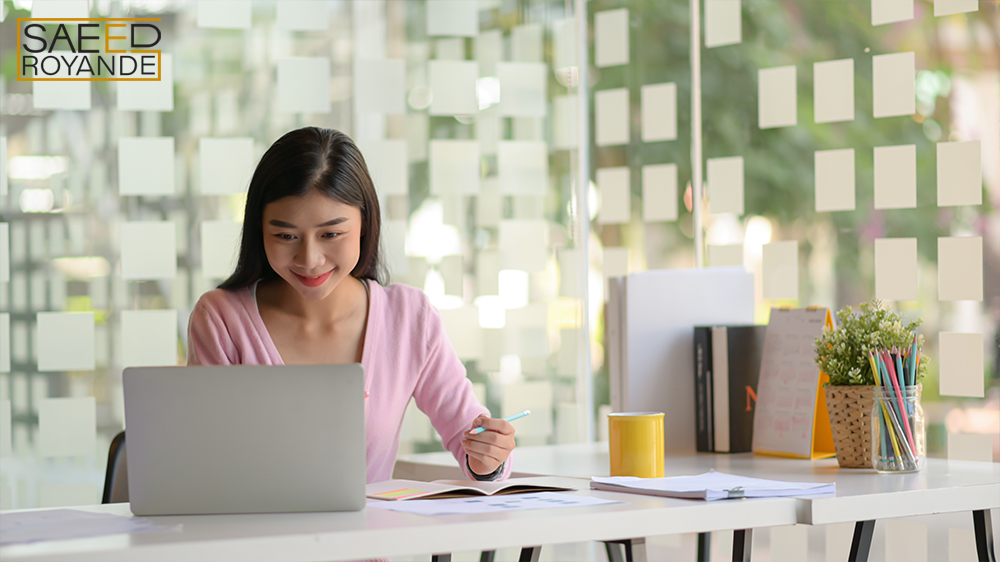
[123,364,366,516]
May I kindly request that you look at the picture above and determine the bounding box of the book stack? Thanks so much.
[693,325,767,453]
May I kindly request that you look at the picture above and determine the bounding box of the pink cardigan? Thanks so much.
[186,280,511,483]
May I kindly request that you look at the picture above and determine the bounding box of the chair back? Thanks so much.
[102,430,129,503]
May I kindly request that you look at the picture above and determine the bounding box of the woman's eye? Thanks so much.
[276,234,295,240]
[323,232,340,239]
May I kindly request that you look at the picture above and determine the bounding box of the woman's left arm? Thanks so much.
[411,304,514,480]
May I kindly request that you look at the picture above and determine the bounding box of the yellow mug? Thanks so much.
[608,412,665,478]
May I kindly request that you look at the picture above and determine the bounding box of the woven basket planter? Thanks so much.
[824,385,877,468]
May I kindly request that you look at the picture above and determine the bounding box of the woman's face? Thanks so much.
[261,189,363,302]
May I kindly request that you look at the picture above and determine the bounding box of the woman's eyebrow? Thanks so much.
[267,217,348,228]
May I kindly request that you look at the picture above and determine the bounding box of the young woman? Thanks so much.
[186,127,515,483]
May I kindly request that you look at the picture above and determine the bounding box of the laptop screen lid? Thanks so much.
[123,364,366,516]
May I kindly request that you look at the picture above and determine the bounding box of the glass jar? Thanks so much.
[871,385,925,473]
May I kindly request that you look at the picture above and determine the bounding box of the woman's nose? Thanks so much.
[295,238,323,269]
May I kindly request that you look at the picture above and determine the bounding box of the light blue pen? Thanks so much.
[469,410,531,434]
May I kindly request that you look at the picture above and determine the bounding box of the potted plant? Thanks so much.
[814,299,927,468]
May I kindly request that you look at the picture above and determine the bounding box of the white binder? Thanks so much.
[607,267,755,452]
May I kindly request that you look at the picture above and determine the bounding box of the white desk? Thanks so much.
[398,443,1000,562]
[0,476,803,562]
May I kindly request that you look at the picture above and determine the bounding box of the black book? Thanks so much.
[693,326,714,452]
[709,325,767,453]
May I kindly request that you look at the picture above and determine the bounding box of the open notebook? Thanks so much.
[590,470,835,501]
[367,478,574,501]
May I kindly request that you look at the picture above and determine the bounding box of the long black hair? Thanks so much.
[218,127,386,290]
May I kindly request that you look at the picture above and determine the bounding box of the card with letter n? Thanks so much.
[752,307,837,459]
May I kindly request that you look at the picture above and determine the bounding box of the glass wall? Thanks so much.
[0,0,996,513]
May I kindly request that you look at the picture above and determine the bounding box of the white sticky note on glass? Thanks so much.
[477,251,500,296]
[707,156,744,215]
[31,0,88,17]
[117,53,173,111]
[874,144,916,209]
[874,238,917,301]
[0,400,10,457]
[201,221,242,279]
[498,141,548,196]
[935,0,978,16]
[354,59,406,115]
[770,526,808,562]
[37,312,94,372]
[276,0,328,31]
[595,9,629,67]
[121,221,176,279]
[0,223,8,283]
[382,220,408,277]
[553,19,577,71]
[814,58,854,123]
[426,0,478,37]
[429,60,478,115]
[362,140,408,196]
[554,95,579,150]
[709,244,743,268]
[949,529,979,562]
[430,140,480,195]
[885,520,928,562]
[873,52,915,118]
[197,0,250,28]
[499,220,549,272]
[512,23,544,62]
[603,247,629,281]
[278,58,330,113]
[815,148,856,212]
[121,310,177,368]
[435,37,465,61]
[947,433,993,463]
[39,397,95,457]
[199,137,253,195]
[595,88,630,147]
[118,137,174,196]
[497,62,546,117]
[872,0,914,25]
[1,137,7,196]
[759,66,797,129]
[762,241,798,300]
[440,306,482,360]
[31,52,91,110]
[642,164,677,222]
[938,236,982,301]
[939,332,984,397]
[477,178,501,228]
[1,314,9,372]
[597,167,630,224]
[705,0,741,47]
[477,29,502,75]
[937,140,982,207]
[641,83,677,142]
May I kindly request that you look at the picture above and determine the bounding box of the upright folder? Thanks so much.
[751,307,836,460]
[607,267,755,452]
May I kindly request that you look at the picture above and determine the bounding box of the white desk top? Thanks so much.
[397,443,1000,524]
[0,476,802,562]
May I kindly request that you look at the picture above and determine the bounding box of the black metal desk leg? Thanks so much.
[974,510,997,562]
[479,550,496,562]
[431,554,452,562]
[697,532,711,562]
[602,539,647,562]
[518,546,541,562]
[848,520,876,562]
[732,529,752,562]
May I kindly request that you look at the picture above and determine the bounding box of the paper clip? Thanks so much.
[726,486,745,499]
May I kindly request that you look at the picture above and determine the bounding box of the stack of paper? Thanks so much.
[590,470,835,501]
[0,509,176,545]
